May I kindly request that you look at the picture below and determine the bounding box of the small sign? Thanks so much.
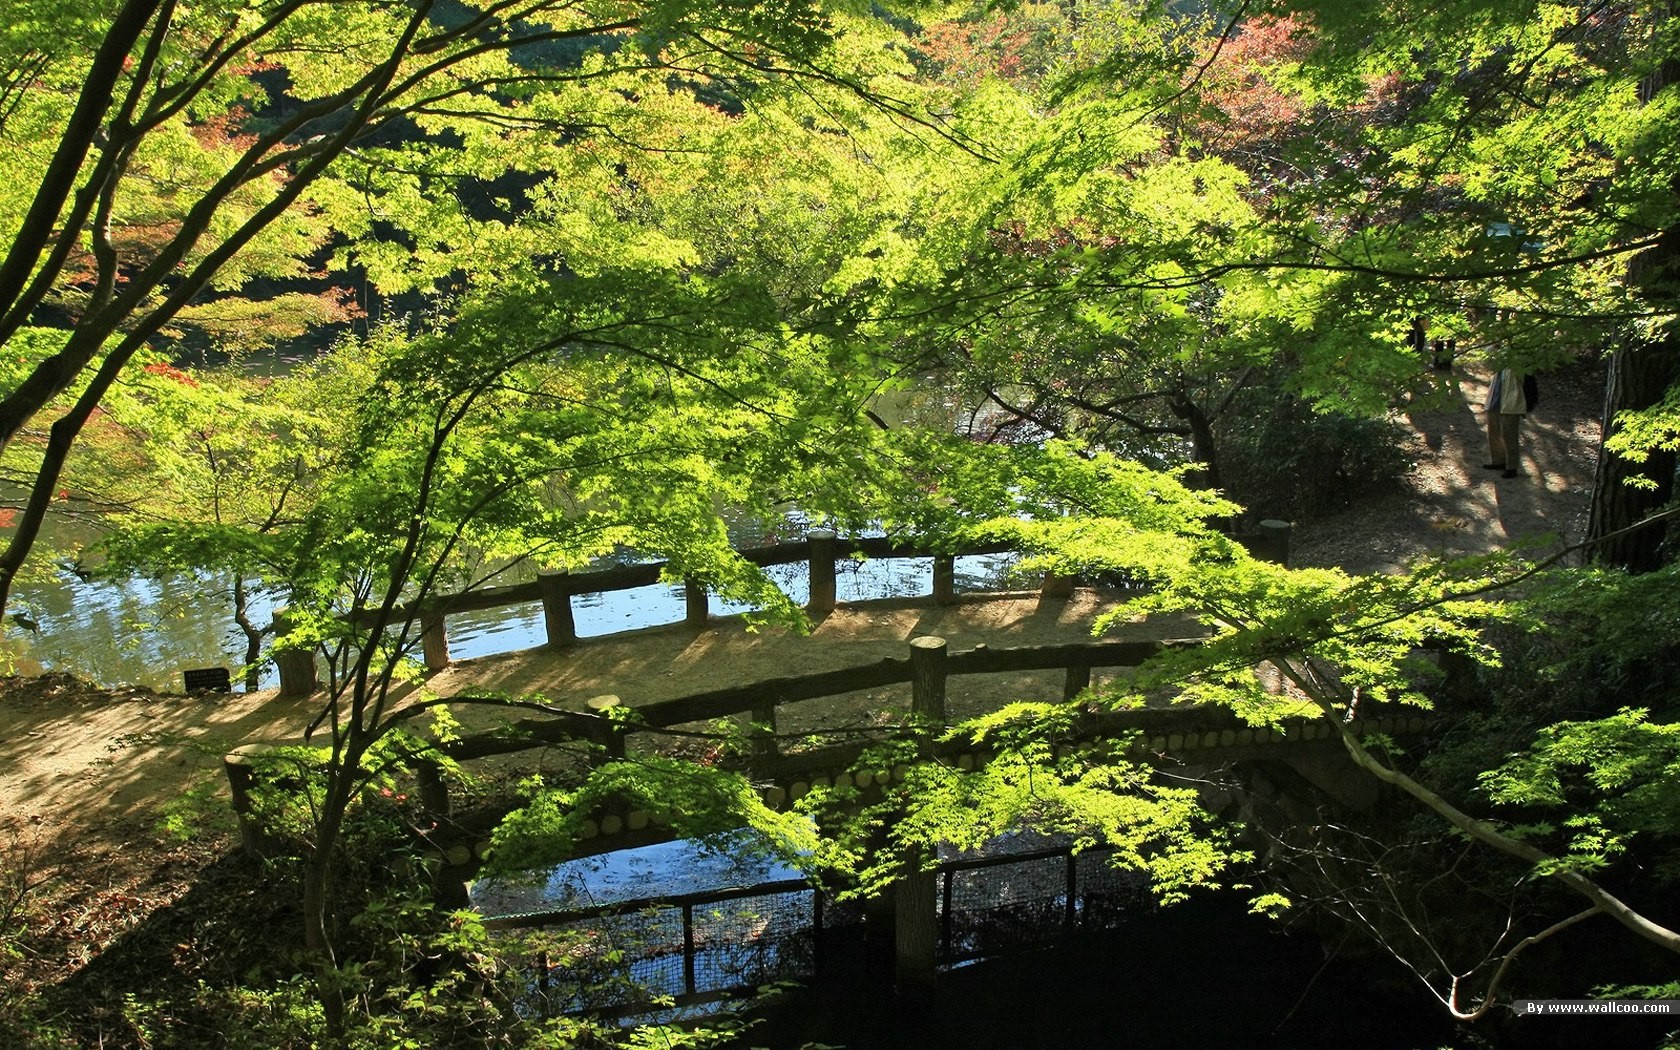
[183,667,232,693]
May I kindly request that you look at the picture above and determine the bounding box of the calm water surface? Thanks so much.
[1,547,1016,692]
[1,376,1016,691]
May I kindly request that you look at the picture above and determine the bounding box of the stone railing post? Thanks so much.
[224,743,279,858]
[898,635,949,997]
[587,694,627,761]
[750,698,779,768]
[895,851,938,1000]
[909,636,948,724]
[587,694,629,831]
[1253,519,1292,567]
[1040,572,1076,599]
[1063,663,1092,701]
[932,554,956,605]
[271,609,317,698]
[539,570,576,648]
[420,612,449,671]
[808,529,837,615]
[415,760,450,822]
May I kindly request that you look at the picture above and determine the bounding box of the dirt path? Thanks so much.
[1293,364,1601,572]
[0,362,1605,853]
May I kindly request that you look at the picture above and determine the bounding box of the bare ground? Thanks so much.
[1292,363,1602,572]
[0,591,1165,848]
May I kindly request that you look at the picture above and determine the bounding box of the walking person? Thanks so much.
[1483,367,1532,479]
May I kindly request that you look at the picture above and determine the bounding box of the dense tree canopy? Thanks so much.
[3,0,1679,1044]
[0,0,970,614]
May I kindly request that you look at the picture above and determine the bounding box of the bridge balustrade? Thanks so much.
[268,522,1292,695]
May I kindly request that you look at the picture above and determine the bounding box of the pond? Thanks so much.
[0,373,1022,691]
[471,831,1466,1049]
[0,534,1019,693]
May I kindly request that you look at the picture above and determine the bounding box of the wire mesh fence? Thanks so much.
[496,839,1148,1018]
[937,840,1149,964]
[502,881,847,1019]
[943,850,1073,962]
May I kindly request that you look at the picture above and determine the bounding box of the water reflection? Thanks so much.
[3,571,282,691]
[443,553,1016,661]
[471,833,804,917]
[5,551,1020,692]
[2,350,1016,690]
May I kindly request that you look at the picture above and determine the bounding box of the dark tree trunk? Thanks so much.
[1170,393,1222,490]
[1586,342,1677,572]
[1586,11,1680,572]
[232,576,266,692]
[304,807,347,1044]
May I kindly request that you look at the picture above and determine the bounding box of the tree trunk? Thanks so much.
[0,0,165,335]
[1586,7,1680,572]
[232,576,265,692]
[0,5,433,621]
[304,773,353,1043]
[1586,341,1677,572]
[1169,393,1222,490]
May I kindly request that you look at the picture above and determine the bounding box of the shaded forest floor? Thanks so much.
[1292,362,1602,572]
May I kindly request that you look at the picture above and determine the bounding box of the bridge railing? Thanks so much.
[488,875,822,1017]
[404,533,1037,671]
[222,624,1420,868]
[434,636,1193,767]
[393,634,1193,865]
[483,841,1138,1019]
[390,627,1428,870]
[273,522,1292,695]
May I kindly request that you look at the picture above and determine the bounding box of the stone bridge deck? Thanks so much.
[373,588,1426,867]
[422,588,1160,722]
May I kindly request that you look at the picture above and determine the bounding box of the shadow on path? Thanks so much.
[1296,364,1603,573]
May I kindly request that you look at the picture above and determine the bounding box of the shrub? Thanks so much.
[1216,380,1414,521]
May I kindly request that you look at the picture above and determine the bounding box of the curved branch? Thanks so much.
[1329,719,1680,955]
[0,0,165,323]
[1447,907,1602,1021]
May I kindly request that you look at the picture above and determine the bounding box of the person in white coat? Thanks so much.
[1483,368,1529,479]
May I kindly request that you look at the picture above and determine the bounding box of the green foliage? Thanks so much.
[1246,892,1292,919]
[8,0,1680,1033]
[1215,378,1416,521]
[1606,385,1680,490]
[235,745,332,845]
[862,0,1680,500]
[157,774,243,845]
[1595,980,1680,1001]
[970,464,1520,727]
[1482,709,1680,879]
[230,727,447,854]
[486,757,819,878]
[1412,561,1680,806]
[79,867,766,1049]
[951,443,1241,574]
[800,712,1245,906]
[118,977,328,1050]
